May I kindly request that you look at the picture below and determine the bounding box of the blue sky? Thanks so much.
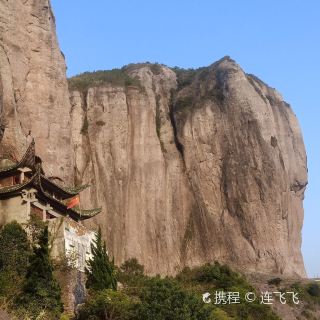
[51,0,319,277]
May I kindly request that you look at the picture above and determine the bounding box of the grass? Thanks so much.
[68,68,142,93]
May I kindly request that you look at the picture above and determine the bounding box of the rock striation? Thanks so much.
[0,0,73,182]
[69,59,307,277]
[0,1,308,277]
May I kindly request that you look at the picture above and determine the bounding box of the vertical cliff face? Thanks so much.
[172,58,307,276]
[0,1,307,277]
[0,0,73,182]
[69,66,195,274]
[69,59,307,277]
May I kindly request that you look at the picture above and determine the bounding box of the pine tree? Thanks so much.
[0,221,31,274]
[19,226,63,316]
[85,227,117,291]
[0,221,31,297]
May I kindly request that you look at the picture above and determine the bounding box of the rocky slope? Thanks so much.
[0,1,308,277]
[69,59,307,277]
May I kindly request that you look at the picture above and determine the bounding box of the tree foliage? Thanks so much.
[16,226,63,319]
[120,258,144,276]
[137,277,212,320]
[86,227,117,291]
[0,221,31,298]
[307,283,320,297]
[68,68,141,93]
[77,289,138,320]
[0,221,31,274]
[25,213,48,246]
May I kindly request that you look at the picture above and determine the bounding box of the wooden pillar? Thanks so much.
[43,204,53,221]
[18,167,32,183]
[21,188,38,220]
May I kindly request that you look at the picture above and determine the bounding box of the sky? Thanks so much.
[51,0,319,277]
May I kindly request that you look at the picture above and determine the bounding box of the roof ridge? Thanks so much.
[0,139,35,173]
[40,174,90,197]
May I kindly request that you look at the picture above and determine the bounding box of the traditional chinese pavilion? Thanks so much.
[0,140,101,271]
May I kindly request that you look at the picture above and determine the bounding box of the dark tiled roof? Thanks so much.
[0,140,36,174]
[0,172,37,196]
[0,161,101,221]
[40,175,90,200]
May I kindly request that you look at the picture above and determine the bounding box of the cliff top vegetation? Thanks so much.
[68,68,141,93]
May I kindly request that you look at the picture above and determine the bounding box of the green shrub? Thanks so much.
[176,263,281,320]
[0,221,31,275]
[68,69,141,93]
[174,96,195,115]
[307,283,320,297]
[60,313,73,320]
[192,262,251,290]
[268,277,282,286]
[86,227,117,291]
[77,289,138,320]
[150,63,162,75]
[137,277,212,320]
[117,259,148,297]
[0,221,31,299]
[236,303,281,320]
[289,282,320,306]
[25,213,48,245]
[171,66,211,90]
[16,226,63,319]
[209,308,234,320]
[172,67,198,90]
[120,258,144,276]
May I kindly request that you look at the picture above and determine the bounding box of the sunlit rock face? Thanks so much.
[70,58,307,277]
[0,0,307,277]
[0,0,73,182]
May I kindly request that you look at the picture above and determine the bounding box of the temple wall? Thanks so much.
[0,195,95,314]
[49,217,94,314]
[64,219,95,272]
[48,216,66,261]
[48,216,95,272]
[0,194,95,270]
[0,176,15,187]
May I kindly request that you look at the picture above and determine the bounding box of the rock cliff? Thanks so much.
[69,59,307,277]
[0,1,308,277]
[0,0,73,182]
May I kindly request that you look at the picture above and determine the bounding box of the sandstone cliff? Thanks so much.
[0,1,308,278]
[0,0,73,182]
[69,59,307,277]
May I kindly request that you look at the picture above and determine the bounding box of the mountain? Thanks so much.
[0,0,73,182]
[0,1,308,277]
[68,60,307,277]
